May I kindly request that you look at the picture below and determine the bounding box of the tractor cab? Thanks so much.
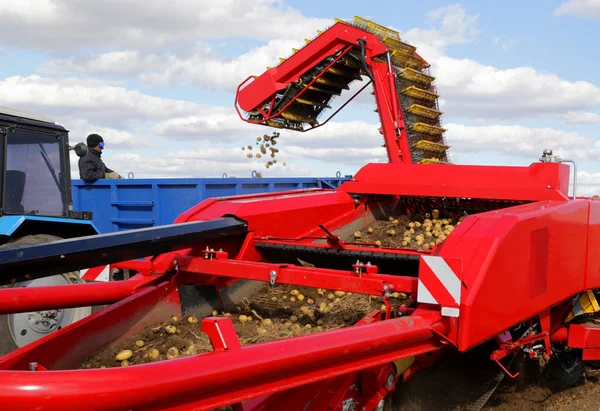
[0,106,72,219]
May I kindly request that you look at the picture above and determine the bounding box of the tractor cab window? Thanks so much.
[4,129,67,216]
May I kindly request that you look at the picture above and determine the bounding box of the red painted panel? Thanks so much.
[585,200,600,289]
[448,200,589,350]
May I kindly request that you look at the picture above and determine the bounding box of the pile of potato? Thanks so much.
[351,209,466,250]
[241,131,287,169]
[81,285,408,369]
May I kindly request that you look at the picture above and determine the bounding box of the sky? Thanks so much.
[1,0,600,194]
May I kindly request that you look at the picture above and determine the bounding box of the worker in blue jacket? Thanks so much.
[78,134,121,183]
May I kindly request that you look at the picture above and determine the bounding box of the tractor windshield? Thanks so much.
[4,129,67,216]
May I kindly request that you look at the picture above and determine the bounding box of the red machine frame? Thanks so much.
[0,18,599,411]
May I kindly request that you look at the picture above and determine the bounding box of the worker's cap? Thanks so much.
[86,133,104,148]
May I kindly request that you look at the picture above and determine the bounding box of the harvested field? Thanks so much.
[80,284,409,369]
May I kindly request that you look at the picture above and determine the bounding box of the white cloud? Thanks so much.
[0,75,208,126]
[555,0,600,19]
[0,0,330,51]
[578,170,600,185]
[444,123,600,160]
[433,58,600,118]
[562,111,600,124]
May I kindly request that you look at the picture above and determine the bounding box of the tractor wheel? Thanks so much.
[0,234,92,357]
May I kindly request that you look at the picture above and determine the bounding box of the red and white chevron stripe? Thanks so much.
[81,265,111,282]
[417,256,462,317]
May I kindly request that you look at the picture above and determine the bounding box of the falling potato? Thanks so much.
[283,162,287,166]
[247,145,252,150]
[241,147,246,150]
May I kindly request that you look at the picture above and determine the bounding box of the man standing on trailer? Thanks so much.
[78,133,122,183]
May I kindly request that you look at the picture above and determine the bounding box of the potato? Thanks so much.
[212,310,218,316]
[414,222,422,228]
[423,244,431,250]
[430,242,436,248]
[319,302,328,311]
[317,289,325,296]
[380,304,387,312]
[262,318,273,326]
[297,294,305,302]
[307,298,314,305]
[183,344,196,356]
[317,319,324,326]
[305,324,312,329]
[327,293,335,300]
[164,325,177,335]
[188,316,198,324]
[388,216,394,221]
[392,219,399,225]
[375,240,382,246]
[409,229,415,234]
[334,297,341,303]
[116,349,133,361]
[166,347,179,360]
[290,315,298,323]
[135,340,145,348]
[402,241,408,247]
[290,290,300,296]
[257,327,268,335]
[171,316,179,323]
[290,296,297,303]
[432,209,440,218]
[247,316,253,322]
[387,229,396,236]
[282,295,288,300]
[334,291,345,297]
[354,231,362,238]
[121,360,130,367]
[147,348,160,361]
[392,292,400,299]
[367,227,374,233]
[238,314,249,324]
[225,313,232,317]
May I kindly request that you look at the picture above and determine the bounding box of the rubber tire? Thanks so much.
[546,350,585,391]
[0,234,92,356]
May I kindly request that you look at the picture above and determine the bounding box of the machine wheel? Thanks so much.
[545,349,584,391]
[0,234,92,357]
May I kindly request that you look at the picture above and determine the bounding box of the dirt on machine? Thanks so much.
[1,15,600,411]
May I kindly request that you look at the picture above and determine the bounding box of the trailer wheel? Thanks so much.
[0,234,92,357]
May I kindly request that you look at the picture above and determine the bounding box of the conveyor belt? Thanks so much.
[255,241,420,275]
[0,218,247,285]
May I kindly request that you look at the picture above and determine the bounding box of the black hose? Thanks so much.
[357,39,374,82]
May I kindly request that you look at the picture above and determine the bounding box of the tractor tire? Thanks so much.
[0,234,92,357]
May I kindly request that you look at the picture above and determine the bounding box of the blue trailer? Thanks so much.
[71,174,350,234]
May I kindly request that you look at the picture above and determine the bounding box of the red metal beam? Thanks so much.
[0,310,445,411]
[179,257,418,295]
[0,279,145,314]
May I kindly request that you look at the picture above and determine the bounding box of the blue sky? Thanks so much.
[1,0,599,194]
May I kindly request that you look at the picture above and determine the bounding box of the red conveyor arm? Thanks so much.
[0,311,444,411]
[234,21,414,164]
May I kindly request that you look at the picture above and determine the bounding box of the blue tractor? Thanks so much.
[0,106,98,355]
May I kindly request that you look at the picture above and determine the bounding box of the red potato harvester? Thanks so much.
[0,16,598,411]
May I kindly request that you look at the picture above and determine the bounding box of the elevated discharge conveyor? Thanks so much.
[235,16,450,164]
